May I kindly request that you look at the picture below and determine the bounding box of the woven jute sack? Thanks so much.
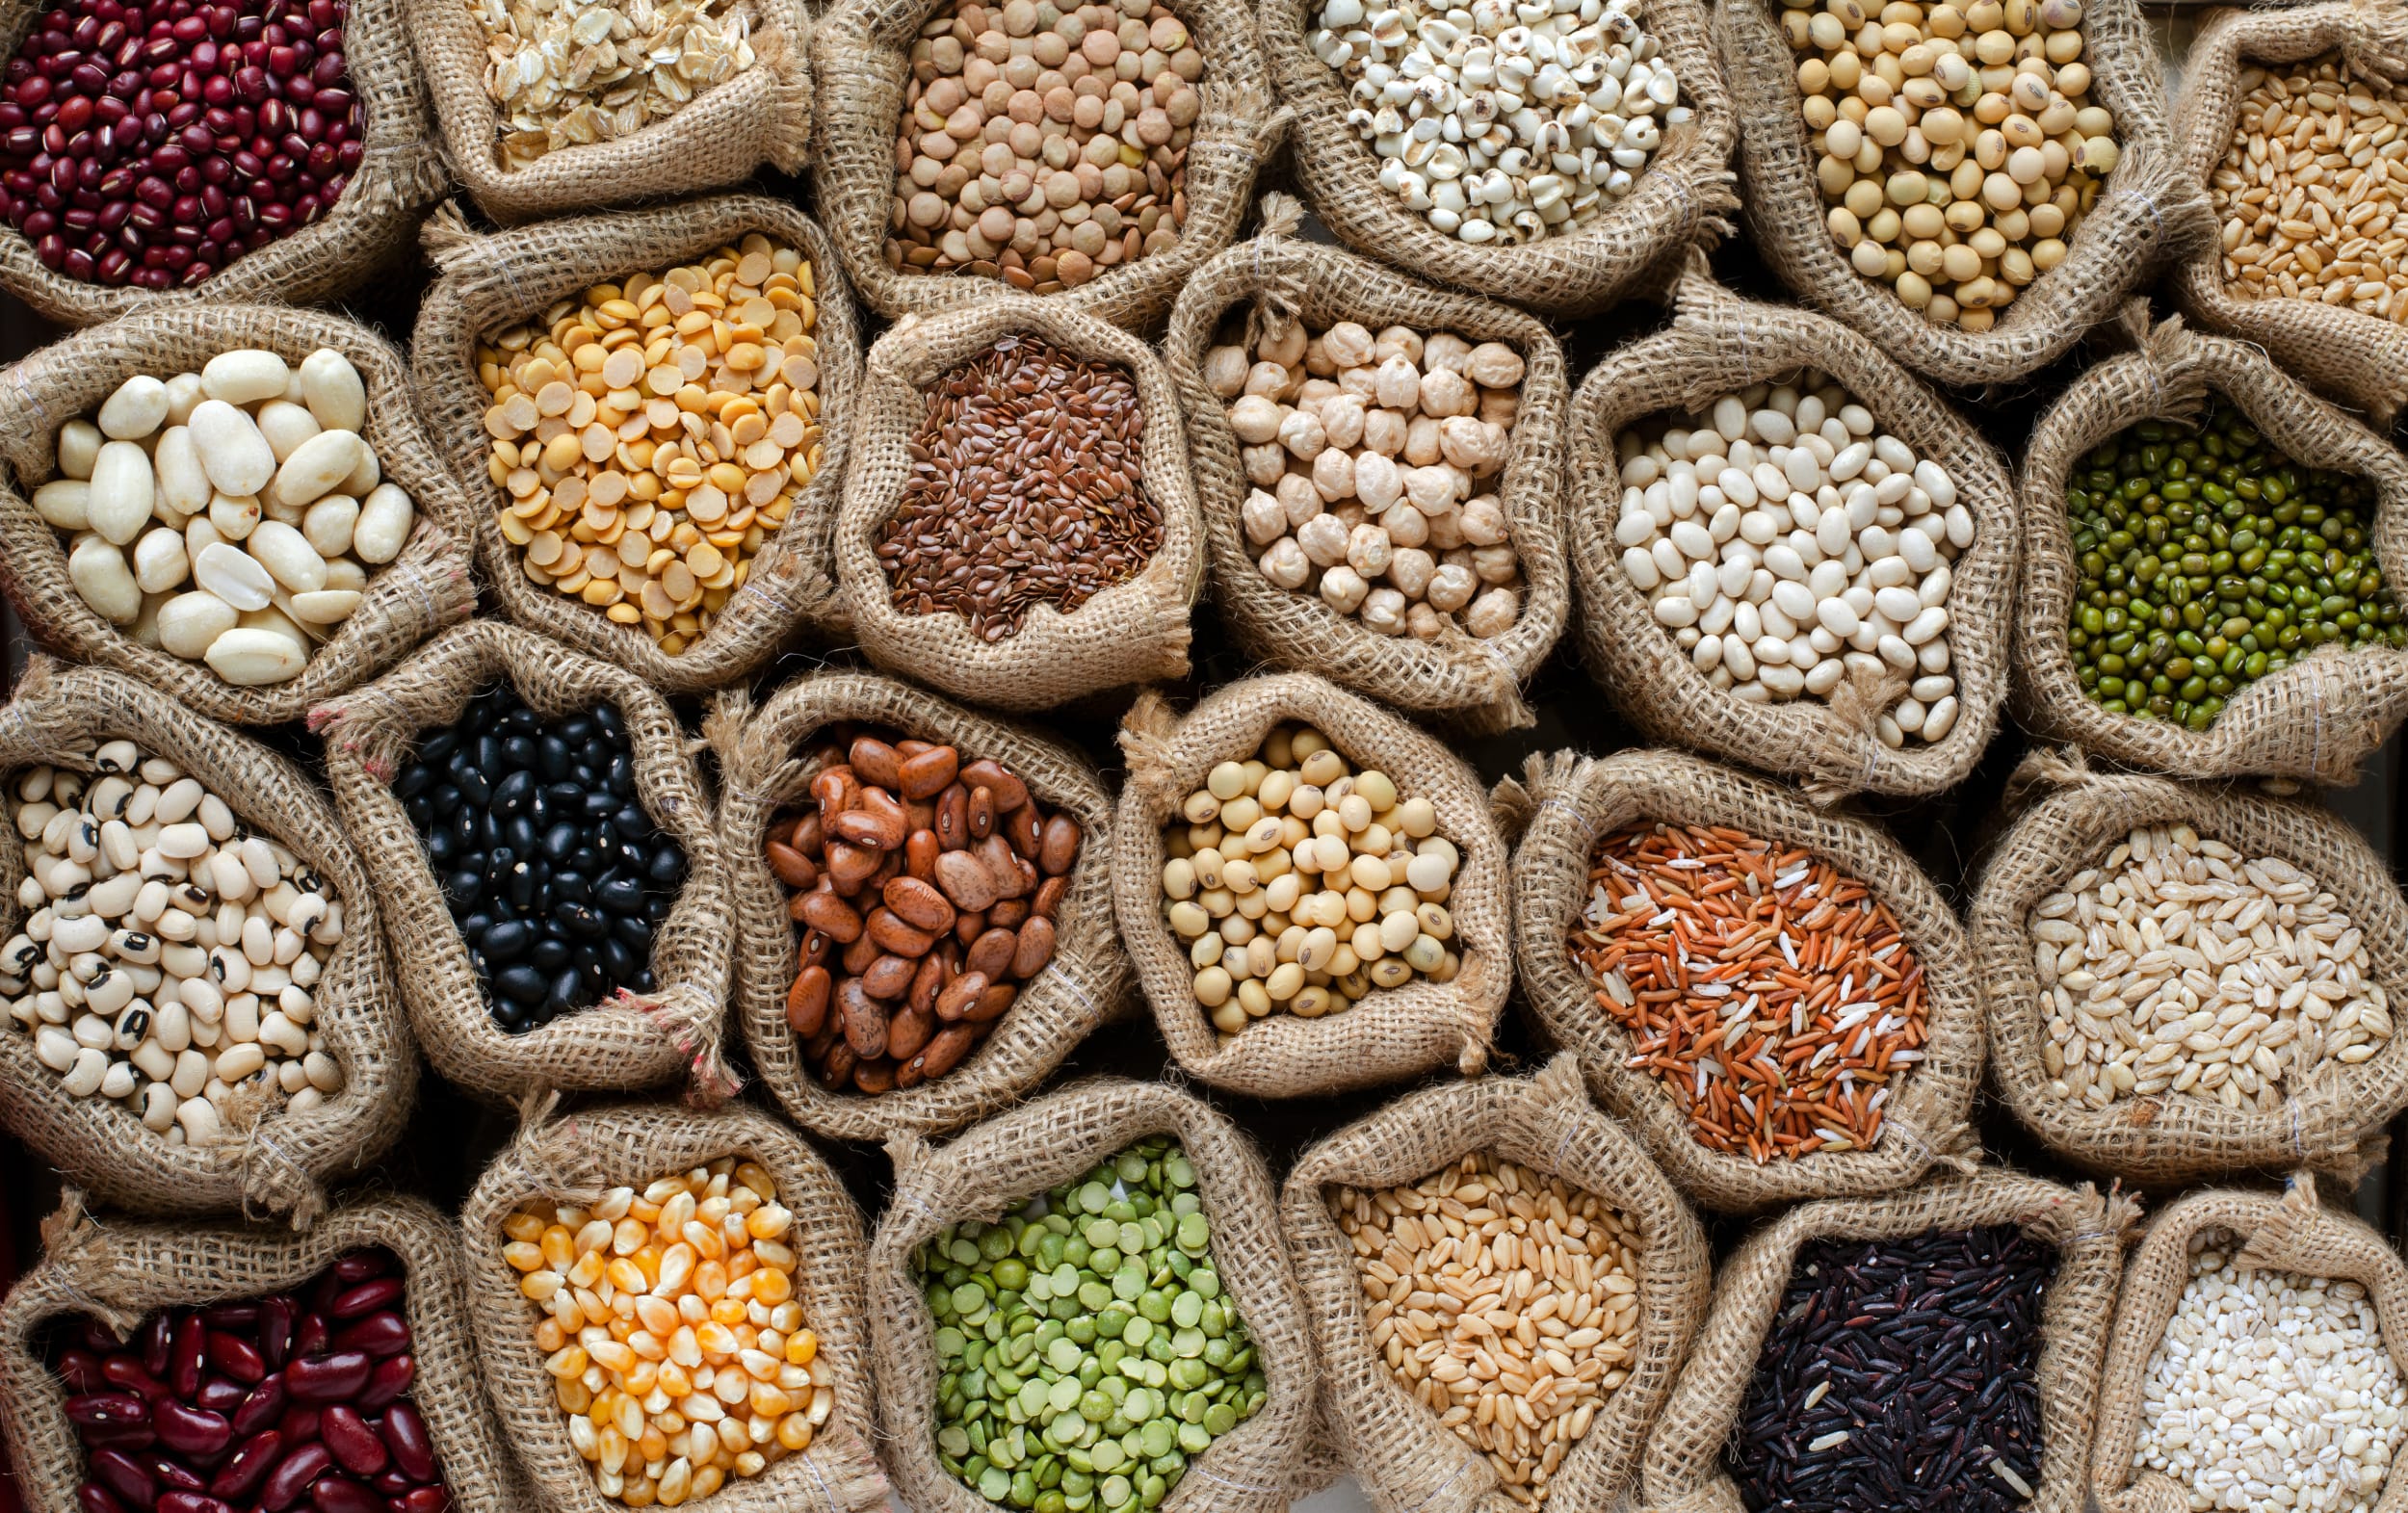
[1627,1169,2137,1513]
[1162,196,1572,735]
[0,303,478,727]
[834,297,1206,710]
[1259,0,1737,318]
[1112,674,1511,1098]
[2092,1173,2408,1513]
[1498,746,1984,1213]
[1568,258,2016,800]
[0,659,412,1226]
[460,1095,888,1513]
[405,0,810,224]
[708,669,1133,1142]
[1280,1055,1713,1513]
[2014,305,2408,784]
[870,1078,1316,1513]
[309,619,734,1106]
[411,196,863,693]
[0,1191,528,1513]
[1971,746,2408,1187]
[1714,0,2212,387]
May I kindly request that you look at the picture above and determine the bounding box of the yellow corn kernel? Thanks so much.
[607,1258,649,1295]
[521,1270,563,1303]
[615,1217,648,1255]
[786,1330,818,1369]
[684,1220,724,1262]
[503,1240,545,1273]
[623,1478,657,1508]
[624,1360,659,1396]
[618,1396,648,1445]
[733,1450,766,1478]
[545,1344,589,1379]
[693,1260,728,1303]
[504,1212,547,1243]
[696,1321,739,1359]
[750,1267,793,1307]
[748,1383,793,1419]
[659,1361,693,1398]
[590,1340,637,1373]
[627,1329,667,1363]
[693,1466,724,1500]
[535,1319,568,1353]
[565,1250,606,1291]
[540,1226,576,1270]
[633,1246,663,1287]
[600,1426,630,1475]
[746,1205,792,1240]
[775,1412,813,1452]
[554,1377,592,1416]
[710,1298,747,1328]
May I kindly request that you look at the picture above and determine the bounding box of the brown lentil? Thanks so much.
[2212,55,2408,322]
[876,333,1161,640]
[1568,822,1928,1164]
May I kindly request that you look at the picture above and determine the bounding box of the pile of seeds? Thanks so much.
[1207,317,1528,640]
[2064,401,2404,730]
[503,1157,837,1506]
[1569,822,1928,1164]
[876,334,1161,641]
[882,0,1204,289]
[1332,1152,1640,1507]
[2212,56,2408,322]
[1732,1224,2055,1513]
[4,739,347,1144]
[913,1136,1267,1510]
[2133,1236,2408,1513]
[1613,372,1972,745]
[477,236,824,655]
[2031,822,2393,1114]
[472,0,758,169]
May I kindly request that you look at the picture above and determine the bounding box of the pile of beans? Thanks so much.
[1613,372,1972,746]
[1781,0,2118,331]
[392,686,683,1034]
[883,0,1203,290]
[1305,0,1686,245]
[36,348,416,688]
[1732,1225,2054,1513]
[2031,822,2393,1115]
[2064,403,2404,730]
[1207,317,1527,640]
[57,1249,450,1513]
[503,1157,836,1507]
[4,738,347,1145]
[1159,722,1464,1039]
[877,334,1159,642]
[476,238,824,657]
[763,729,1081,1097]
[2212,57,2408,321]
[1570,821,1928,1164]
[1332,1153,1639,1507]
[0,0,362,290]
[913,1136,1265,1512]
[2134,1238,2408,1513]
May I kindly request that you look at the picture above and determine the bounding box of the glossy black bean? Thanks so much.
[491,769,533,816]
[482,920,531,959]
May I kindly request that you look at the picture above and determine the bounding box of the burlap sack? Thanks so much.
[2014,305,2408,784]
[708,669,1133,1142]
[309,619,734,1106]
[1280,1055,1713,1513]
[1112,674,1511,1098]
[0,304,477,727]
[0,1191,528,1512]
[2091,1174,2408,1513]
[0,660,412,1227]
[1628,1170,2137,1513]
[1567,258,2016,800]
[459,1096,888,1513]
[1258,0,1737,318]
[405,0,811,224]
[870,1077,1316,1513]
[411,196,862,692]
[1972,746,2408,1187]
[1714,0,2212,387]
[1162,196,1572,735]
[812,0,1277,331]
[1497,746,1984,1214]
[834,296,1206,710]
[0,0,444,327]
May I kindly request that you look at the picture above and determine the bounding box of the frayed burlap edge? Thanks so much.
[833,297,1206,710]
[869,1078,1315,1513]
[1497,745,1984,1214]
[1566,256,2016,801]
[1280,1055,1712,1513]
[0,659,413,1226]
[1162,195,1572,736]
[411,196,862,691]
[309,620,735,1106]
[2013,305,2408,784]
[459,1095,887,1513]
[0,303,478,726]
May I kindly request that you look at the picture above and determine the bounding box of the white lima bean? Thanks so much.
[1610,368,1971,746]
[40,350,419,686]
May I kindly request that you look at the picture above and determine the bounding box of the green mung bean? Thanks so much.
[913,1136,1268,1513]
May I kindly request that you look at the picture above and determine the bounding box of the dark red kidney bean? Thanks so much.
[233,1374,288,1436]
[58,1348,106,1394]
[77,1483,130,1513]
[332,1312,409,1358]
[88,1447,155,1506]
[261,1442,333,1511]
[355,1354,413,1411]
[394,1487,452,1513]
[320,1406,387,1476]
[374,1468,414,1495]
[206,1330,267,1384]
[330,1279,403,1319]
[156,1490,236,1513]
[210,1429,283,1500]
[333,1253,389,1285]
[199,1303,260,1331]
[155,1399,233,1458]
[141,1313,173,1376]
[284,1351,371,1403]
[279,1405,322,1445]
[66,1393,149,1430]
[377,1403,434,1483]
[260,1296,297,1368]
[195,1375,249,1413]
[146,1453,205,1492]
[294,1314,330,1358]
[172,1315,209,1396]
[310,1474,384,1513]
[102,1354,170,1399]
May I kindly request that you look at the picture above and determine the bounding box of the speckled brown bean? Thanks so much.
[934,970,989,1023]
[906,829,943,881]
[785,964,831,1035]
[968,926,1018,980]
[912,1023,980,1081]
[1040,816,1082,874]
[860,952,918,1000]
[797,888,864,943]
[962,760,1028,814]
[850,738,903,792]
[899,746,959,800]
[838,978,887,1056]
[883,875,956,934]
[887,1003,937,1062]
[937,786,970,850]
[968,786,997,841]
[1012,917,1058,979]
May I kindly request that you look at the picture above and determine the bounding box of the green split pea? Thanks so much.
[913,1136,1269,1512]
